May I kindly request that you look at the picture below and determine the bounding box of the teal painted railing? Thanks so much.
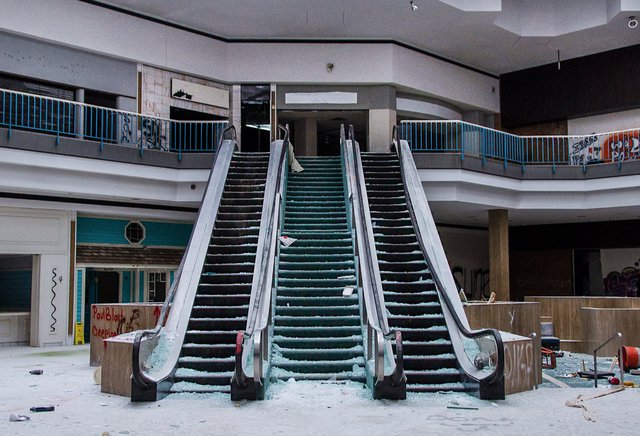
[0,88,227,160]
[399,120,640,172]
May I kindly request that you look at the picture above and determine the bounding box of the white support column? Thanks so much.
[368,109,395,153]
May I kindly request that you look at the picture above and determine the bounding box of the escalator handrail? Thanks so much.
[391,126,504,386]
[132,125,238,391]
[341,124,403,383]
[243,127,288,337]
[237,125,289,383]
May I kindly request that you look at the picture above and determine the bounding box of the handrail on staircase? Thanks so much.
[391,125,505,399]
[231,124,289,400]
[131,124,238,399]
[341,124,406,399]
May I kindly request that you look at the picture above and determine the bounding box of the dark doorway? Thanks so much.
[0,255,32,313]
[170,106,225,152]
[277,110,367,156]
[574,250,604,296]
[85,270,120,338]
[84,90,118,143]
[241,85,271,153]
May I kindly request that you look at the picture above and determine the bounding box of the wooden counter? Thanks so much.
[581,307,640,356]
[90,303,162,366]
[0,312,29,345]
[464,301,541,384]
[502,333,536,395]
[524,297,640,353]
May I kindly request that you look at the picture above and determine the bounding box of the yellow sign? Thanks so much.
[74,323,85,345]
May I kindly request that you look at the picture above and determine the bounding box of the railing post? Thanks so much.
[552,138,556,174]
[56,100,60,146]
[460,123,465,161]
[100,109,104,151]
[7,92,12,140]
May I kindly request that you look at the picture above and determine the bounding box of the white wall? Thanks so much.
[568,108,640,135]
[0,148,208,208]
[0,0,499,112]
[0,208,71,346]
[438,227,489,299]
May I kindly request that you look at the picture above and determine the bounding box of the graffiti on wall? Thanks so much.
[604,258,640,297]
[452,266,490,300]
[570,135,601,165]
[503,339,535,395]
[570,130,640,165]
[90,305,162,341]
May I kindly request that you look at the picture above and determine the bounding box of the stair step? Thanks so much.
[274,325,361,338]
[274,315,360,327]
[273,336,363,349]
[181,343,236,358]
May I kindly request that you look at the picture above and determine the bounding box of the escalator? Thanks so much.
[270,157,365,382]
[361,152,464,393]
[131,128,273,400]
[170,152,269,394]
[355,132,505,400]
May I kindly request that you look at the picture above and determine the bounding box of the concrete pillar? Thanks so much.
[368,109,395,153]
[488,209,510,301]
[230,85,242,148]
[294,118,317,156]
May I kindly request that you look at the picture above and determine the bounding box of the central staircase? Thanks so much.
[271,157,366,382]
[171,152,269,394]
[360,152,465,393]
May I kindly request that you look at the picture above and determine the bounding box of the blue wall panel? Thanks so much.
[77,217,192,247]
[122,271,131,303]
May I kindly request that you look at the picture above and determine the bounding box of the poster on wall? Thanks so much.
[570,130,640,165]
[600,248,640,297]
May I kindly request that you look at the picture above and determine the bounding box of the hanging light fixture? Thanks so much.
[410,0,418,12]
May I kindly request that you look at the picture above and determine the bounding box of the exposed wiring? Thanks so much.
[50,267,58,332]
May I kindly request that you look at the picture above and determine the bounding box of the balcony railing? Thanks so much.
[0,88,227,160]
[399,120,640,172]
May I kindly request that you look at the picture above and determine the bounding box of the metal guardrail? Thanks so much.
[400,120,640,172]
[341,124,405,399]
[0,88,228,160]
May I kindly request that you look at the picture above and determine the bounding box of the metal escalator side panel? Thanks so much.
[343,130,406,400]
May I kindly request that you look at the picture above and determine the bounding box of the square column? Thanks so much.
[489,209,510,301]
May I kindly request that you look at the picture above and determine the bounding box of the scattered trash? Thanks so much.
[541,373,570,388]
[447,400,479,410]
[9,413,30,422]
[93,367,102,385]
[623,381,637,388]
[337,275,356,280]
[342,286,354,296]
[607,376,620,385]
[279,236,297,246]
[565,386,624,422]
[447,404,479,410]
[30,405,55,412]
[29,369,43,375]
